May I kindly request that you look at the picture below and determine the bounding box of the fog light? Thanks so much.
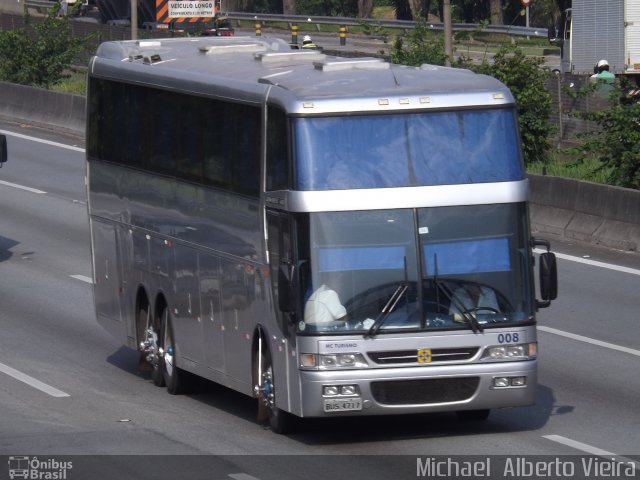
[323,385,339,396]
[493,377,510,388]
[511,376,526,386]
[340,385,356,395]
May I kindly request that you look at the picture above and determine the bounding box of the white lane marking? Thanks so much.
[70,274,93,284]
[0,129,85,152]
[534,248,640,277]
[543,435,640,468]
[0,179,46,194]
[228,475,261,480]
[538,326,640,358]
[0,361,70,398]
[544,434,615,456]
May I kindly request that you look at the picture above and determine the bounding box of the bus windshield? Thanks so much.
[298,204,533,334]
[293,108,524,190]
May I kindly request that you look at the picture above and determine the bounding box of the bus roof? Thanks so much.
[90,36,515,115]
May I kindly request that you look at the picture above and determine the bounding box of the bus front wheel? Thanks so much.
[256,347,294,434]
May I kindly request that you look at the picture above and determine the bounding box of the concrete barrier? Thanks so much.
[529,174,640,252]
[0,81,85,137]
[0,81,638,252]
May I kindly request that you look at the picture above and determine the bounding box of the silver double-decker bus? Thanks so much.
[86,36,558,433]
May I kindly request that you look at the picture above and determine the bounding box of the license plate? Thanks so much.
[323,398,363,412]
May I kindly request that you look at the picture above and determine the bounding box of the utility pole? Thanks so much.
[443,0,453,67]
[131,0,138,40]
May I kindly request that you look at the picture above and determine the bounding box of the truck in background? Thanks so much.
[552,0,639,79]
[144,0,233,35]
[58,0,234,36]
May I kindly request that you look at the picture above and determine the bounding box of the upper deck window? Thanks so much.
[293,108,524,191]
[87,77,261,197]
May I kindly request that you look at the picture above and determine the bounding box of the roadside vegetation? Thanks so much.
[0,3,90,89]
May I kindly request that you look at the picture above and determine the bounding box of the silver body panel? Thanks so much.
[268,180,529,212]
[294,329,536,416]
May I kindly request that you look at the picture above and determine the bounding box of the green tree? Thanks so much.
[472,45,554,166]
[389,18,447,66]
[0,2,88,89]
[570,84,640,190]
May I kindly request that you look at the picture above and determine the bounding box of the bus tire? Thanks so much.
[138,306,165,388]
[257,347,295,434]
[150,319,165,388]
[161,310,187,395]
[456,409,490,421]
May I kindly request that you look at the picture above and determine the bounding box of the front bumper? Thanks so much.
[298,360,537,417]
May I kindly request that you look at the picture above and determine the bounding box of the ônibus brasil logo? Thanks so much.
[8,456,73,479]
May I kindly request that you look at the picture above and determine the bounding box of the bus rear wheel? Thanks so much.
[138,306,166,387]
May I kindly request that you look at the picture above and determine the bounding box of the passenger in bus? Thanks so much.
[301,35,318,49]
[448,283,500,319]
[304,284,348,325]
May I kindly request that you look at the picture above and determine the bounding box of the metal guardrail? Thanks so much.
[24,0,56,10]
[224,12,549,38]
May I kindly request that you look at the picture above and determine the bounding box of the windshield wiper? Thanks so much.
[430,254,483,333]
[436,280,484,333]
[366,283,408,337]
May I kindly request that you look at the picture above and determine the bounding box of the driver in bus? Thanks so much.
[448,283,500,320]
[304,285,348,325]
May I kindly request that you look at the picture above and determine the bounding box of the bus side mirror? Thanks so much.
[539,252,558,302]
[533,238,558,308]
[0,135,7,166]
[277,262,296,313]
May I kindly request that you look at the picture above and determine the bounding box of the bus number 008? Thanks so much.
[497,333,519,343]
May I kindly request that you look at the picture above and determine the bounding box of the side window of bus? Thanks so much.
[266,106,289,191]
[89,78,260,197]
[231,103,261,196]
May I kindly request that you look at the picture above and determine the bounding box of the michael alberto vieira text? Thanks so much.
[416,457,637,478]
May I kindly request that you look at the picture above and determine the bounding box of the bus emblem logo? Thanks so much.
[417,348,432,363]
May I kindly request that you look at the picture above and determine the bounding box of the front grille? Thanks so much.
[371,377,480,405]
[367,347,479,365]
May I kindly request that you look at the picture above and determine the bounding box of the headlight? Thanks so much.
[299,353,369,369]
[481,343,537,361]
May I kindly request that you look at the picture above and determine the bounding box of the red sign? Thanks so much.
[520,0,531,6]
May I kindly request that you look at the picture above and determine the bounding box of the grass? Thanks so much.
[51,68,86,96]
[527,155,613,184]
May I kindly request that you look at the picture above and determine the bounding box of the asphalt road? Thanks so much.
[0,122,638,480]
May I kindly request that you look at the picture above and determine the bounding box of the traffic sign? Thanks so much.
[520,0,531,7]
